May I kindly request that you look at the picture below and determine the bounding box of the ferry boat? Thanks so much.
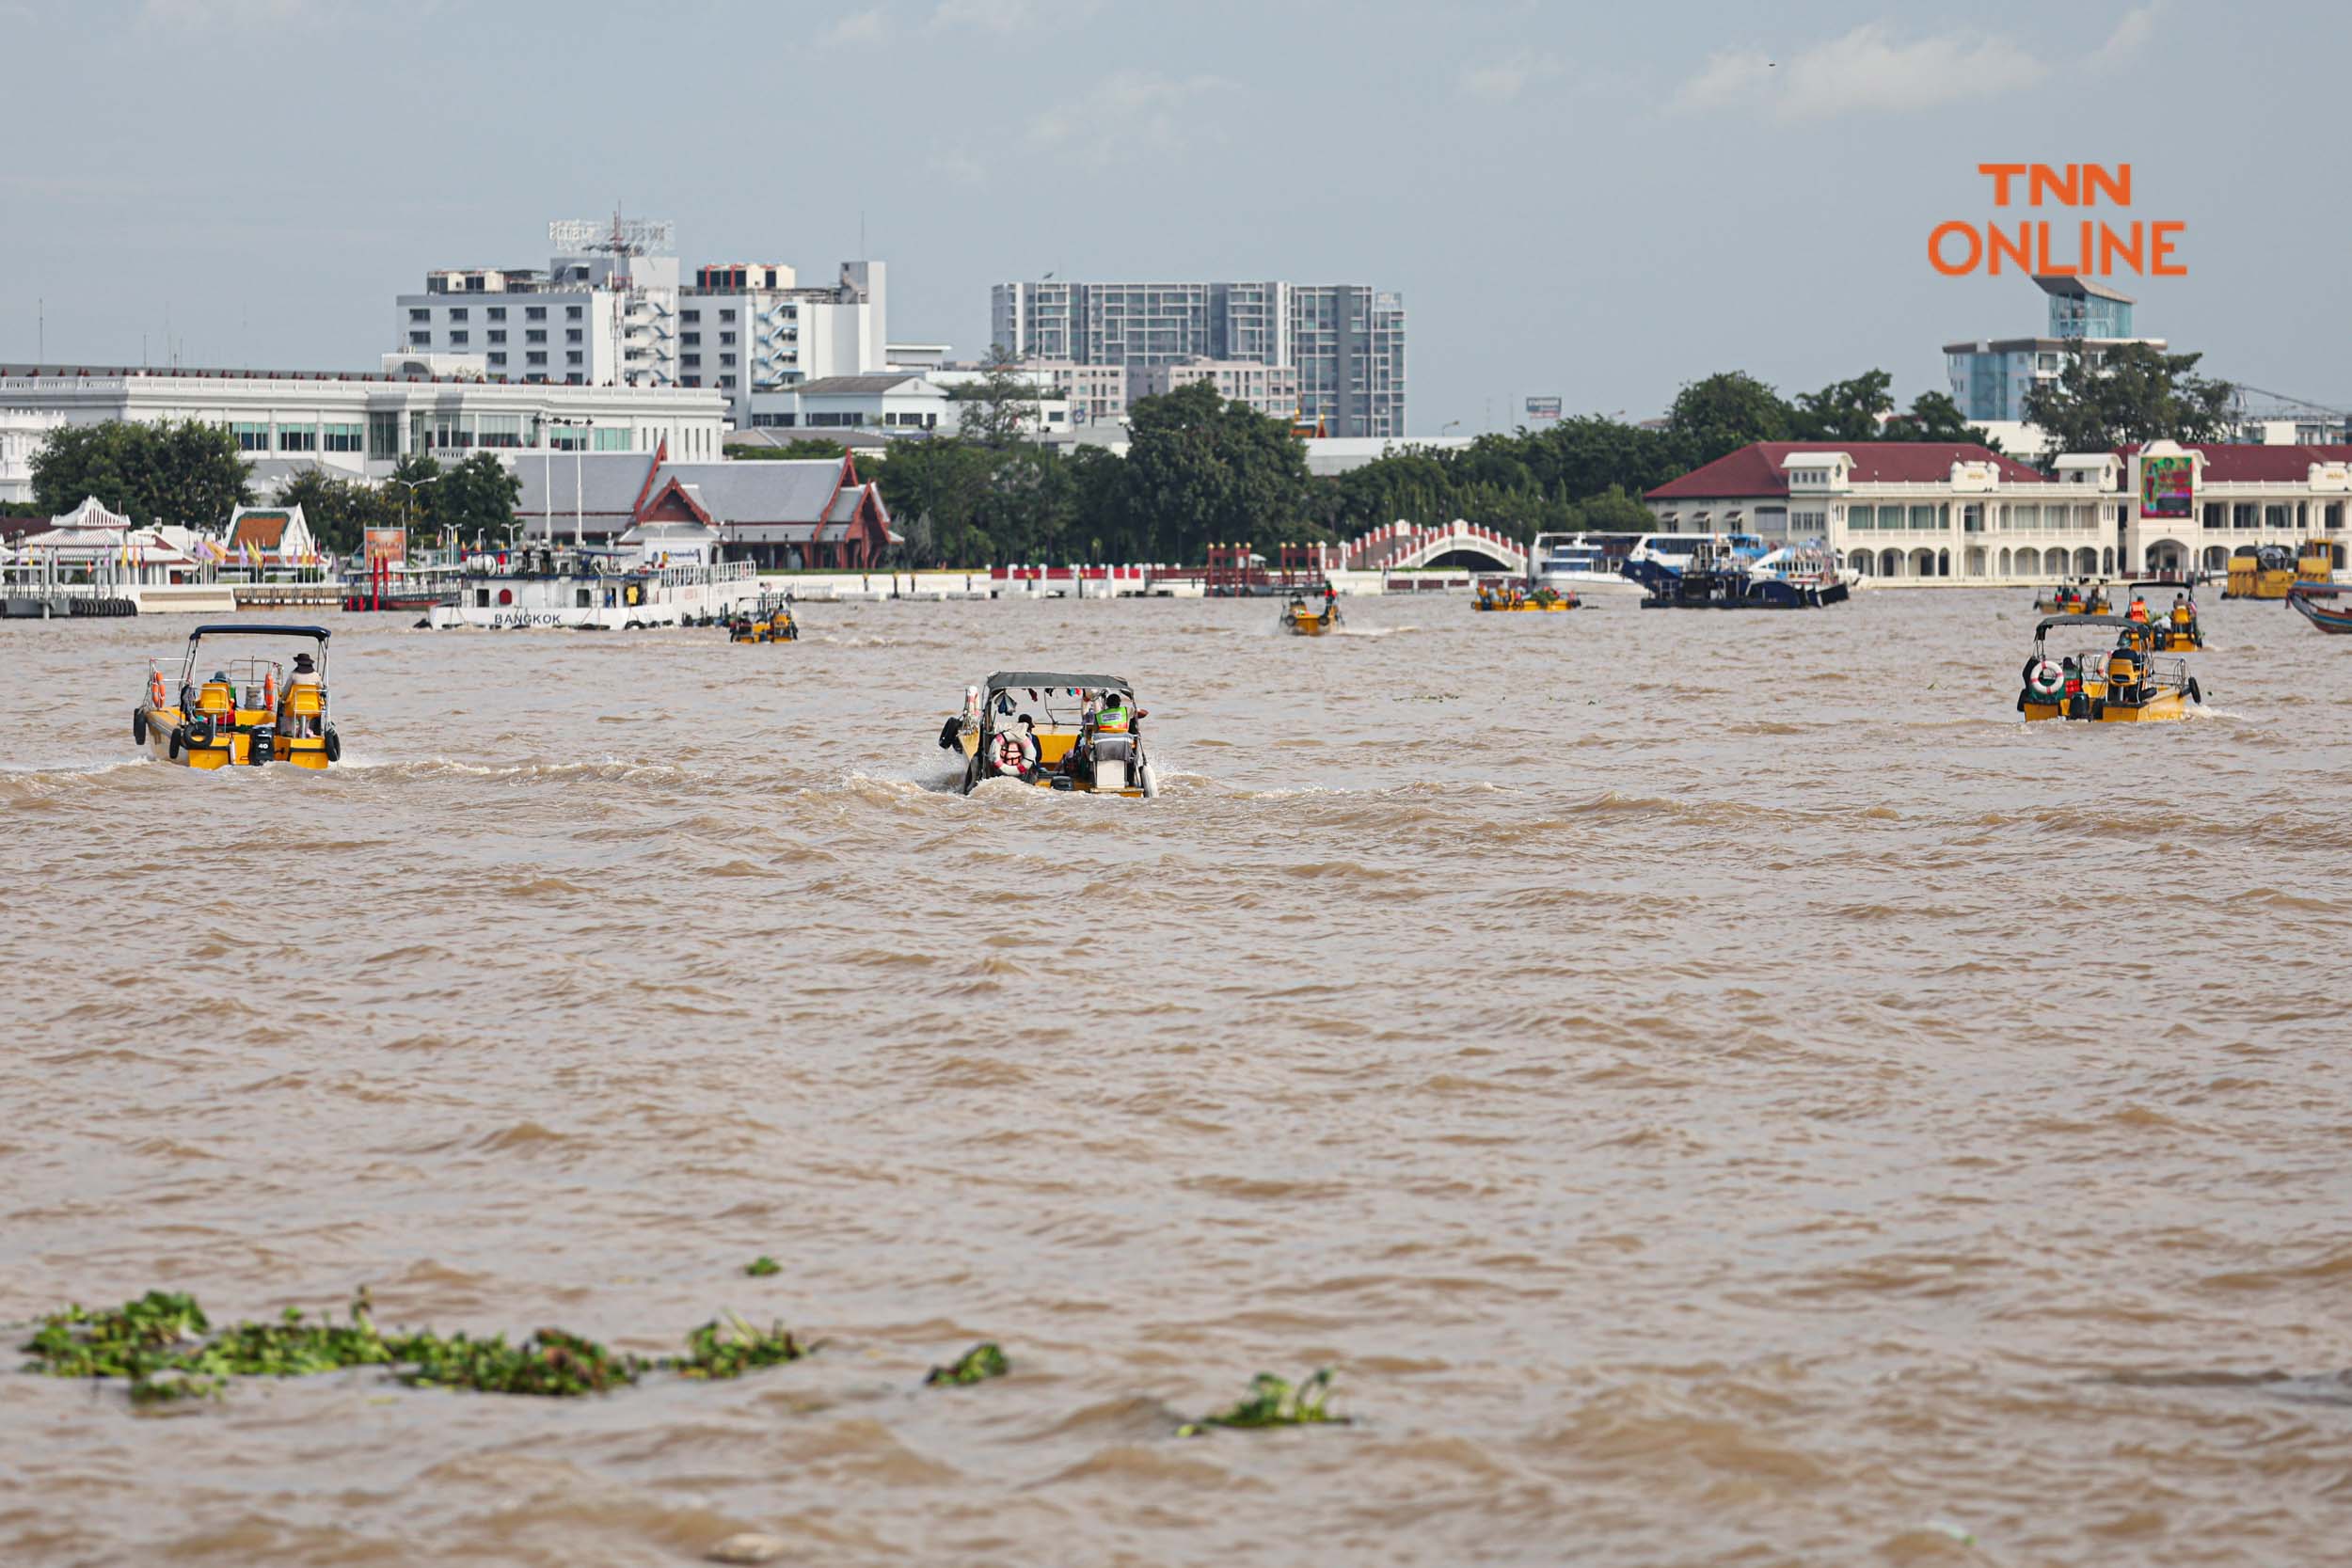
[2016,615,2202,722]
[1528,533,1640,595]
[937,671,1159,797]
[1623,534,1845,610]
[423,546,759,630]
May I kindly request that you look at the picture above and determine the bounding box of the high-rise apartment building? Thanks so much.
[991,278,1406,437]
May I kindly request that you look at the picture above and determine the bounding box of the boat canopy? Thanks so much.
[189,624,331,641]
[2124,581,2196,594]
[986,671,1132,696]
[2289,582,2349,598]
[2034,613,2144,636]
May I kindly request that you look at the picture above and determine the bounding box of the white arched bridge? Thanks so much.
[1345,519,1528,575]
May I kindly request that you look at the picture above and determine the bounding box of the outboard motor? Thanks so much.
[246,723,273,766]
[1091,734,1135,791]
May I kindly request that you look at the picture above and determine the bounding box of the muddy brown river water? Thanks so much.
[3,590,2349,1567]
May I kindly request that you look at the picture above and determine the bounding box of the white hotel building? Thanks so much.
[1645,440,2352,583]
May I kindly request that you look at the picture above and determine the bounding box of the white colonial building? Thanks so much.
[1645,439,2352,583]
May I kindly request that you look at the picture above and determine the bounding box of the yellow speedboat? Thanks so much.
[134,624,341,769]
[2121,579,2203,652]
[728,599,799,642]
[2031,580,2110,616]
[1474,585,1579,612]
[1282,597,1340,635]
[2016,615,2202,723]
[938,671,1158,798]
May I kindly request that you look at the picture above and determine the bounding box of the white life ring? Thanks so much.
[2026,659,2065,700]
[992,730,1035,776]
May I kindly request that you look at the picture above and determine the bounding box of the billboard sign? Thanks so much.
[1525,397,1563,423]
[2139,453,2194,519]
[363,527,406,564]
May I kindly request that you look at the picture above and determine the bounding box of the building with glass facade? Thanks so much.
[1944,276,2164,422]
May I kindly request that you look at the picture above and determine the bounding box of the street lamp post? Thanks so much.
[546,416,593,549]
[388,474,441,582]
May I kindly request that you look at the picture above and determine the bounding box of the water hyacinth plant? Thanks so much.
[1177,1370,1344,1436]
[924,1341,1009,1386]
[21,1291,818,1403]
[399,1328,645,1397]
[744,1257,781,1277]
[671,1314,811,1380]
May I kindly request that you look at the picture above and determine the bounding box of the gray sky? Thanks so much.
[4,0,2343,432]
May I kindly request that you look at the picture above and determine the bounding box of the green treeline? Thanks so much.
[30,349,2221,568]
[862,369,1994,567]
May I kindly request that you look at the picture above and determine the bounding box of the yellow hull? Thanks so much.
[138,705,333,768]
[2021,691,2190,723]
[1474,601,1577,612]
[1284,610,1337,635]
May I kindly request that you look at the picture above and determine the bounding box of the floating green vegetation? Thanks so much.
[1177,1370,1345,1436]
[400,1328,645,1397]
[925,1341,1009,1386]
[21,1291,815,1404]
[744,1256,782,1277]
[673,1314,811,1381]
[22,1291,411,1404]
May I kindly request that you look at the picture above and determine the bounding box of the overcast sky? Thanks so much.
[3,0,2343,432]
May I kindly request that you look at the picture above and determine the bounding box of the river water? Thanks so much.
[4,589,2348,1567]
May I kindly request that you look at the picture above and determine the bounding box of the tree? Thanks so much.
[275,469,402,556]
[30,419,251,526]
[1790,370,1895,442]
[2020,342,2235,465]
[727,437,854,462]
[1121,382,1316,564]
[430,451,521,545]
[1565,485,1655,532]
[1883,389,1994,446]
[870,437,998,565]
[1665,372,1791,465]
[948,345,1041,449]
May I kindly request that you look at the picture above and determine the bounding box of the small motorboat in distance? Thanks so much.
[938,672,1159,797]
[2016,615,2202,722]
[134,623,342,768]
[1281,593,1341,635]
[2122,579,2204,652]
[1473,583,1578,611]
[727,594,800,643]
[2032,579,2111,616]
[2287,582,2352,635]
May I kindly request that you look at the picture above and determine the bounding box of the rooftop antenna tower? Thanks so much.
[548,210,674,388]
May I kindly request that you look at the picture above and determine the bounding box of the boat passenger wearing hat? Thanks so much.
[280,652,321,735]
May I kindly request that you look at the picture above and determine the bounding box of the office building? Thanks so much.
[397,220,909,429]
[1136,358,1302,422]
[991,278,1406,437]
[1944,276,2166,422]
